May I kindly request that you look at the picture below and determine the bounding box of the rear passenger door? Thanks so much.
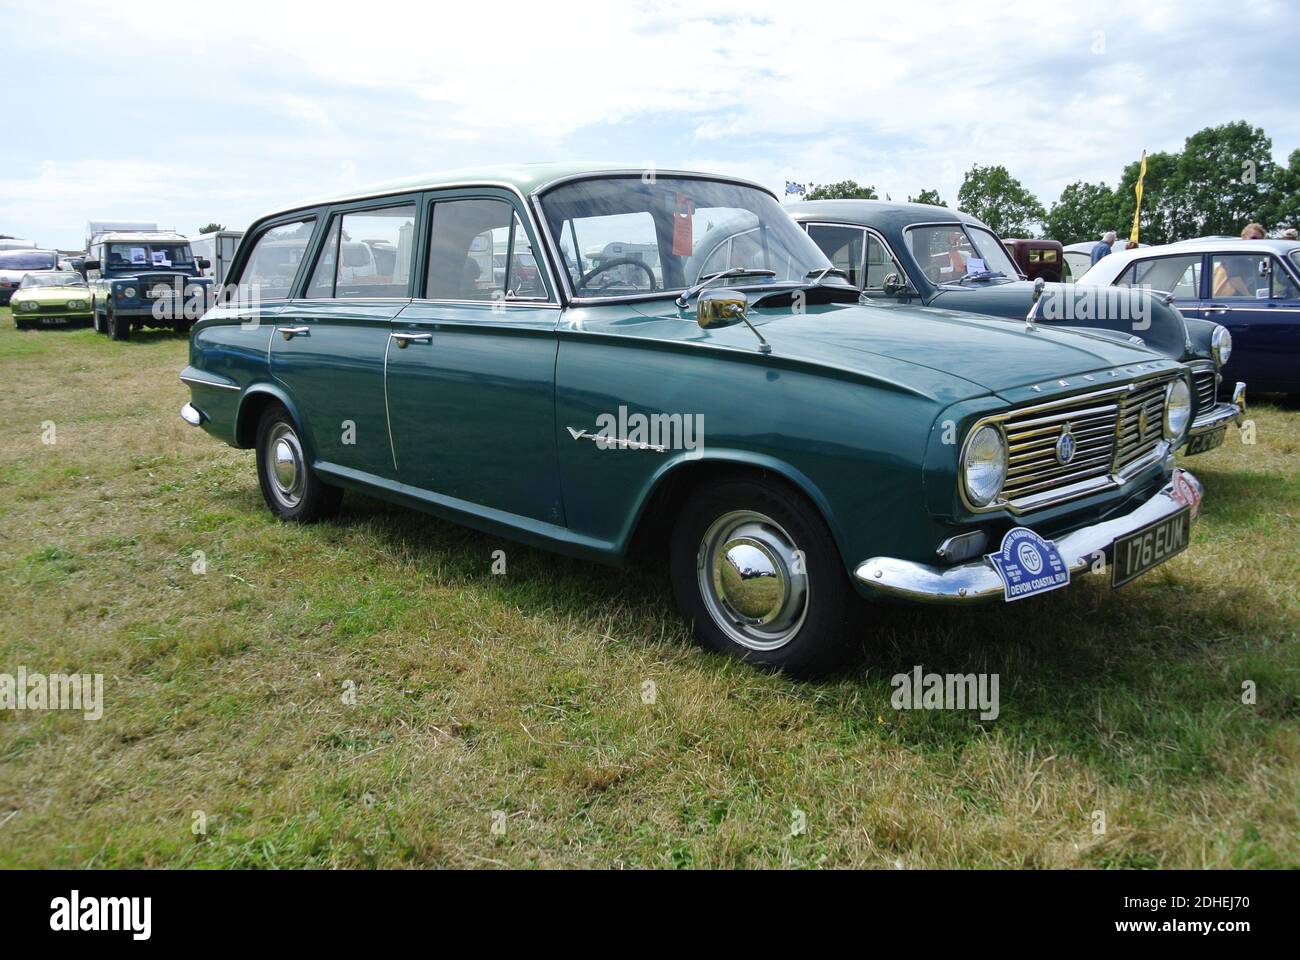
[271,198,421,482]
[385,191,563,525]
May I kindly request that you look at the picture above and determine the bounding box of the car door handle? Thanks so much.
[392,332,433,348]
[278,325,310,340]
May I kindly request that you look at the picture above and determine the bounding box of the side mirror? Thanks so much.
[83,259,101,271]
[696,289,771,354]
[1031,276,1046,303]
[1257,259,1271,277]
[882,273,910,297]
[196,257,211,270]
[697,289,749,329]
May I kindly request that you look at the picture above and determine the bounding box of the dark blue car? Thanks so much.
[1078,237,1300,397]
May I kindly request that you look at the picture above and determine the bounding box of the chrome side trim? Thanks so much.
[382,334,399,474]
[856,470,1200,603]
[179,372,240,392]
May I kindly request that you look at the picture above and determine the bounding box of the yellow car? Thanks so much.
[10,272,94,329]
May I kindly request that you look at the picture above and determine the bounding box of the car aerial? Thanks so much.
[83,228,214,340]
[9,271,94,329]
[1076,236,1300,398]
[785,201,1245,456]
[0,248,59,305]
[181,163,1206,675]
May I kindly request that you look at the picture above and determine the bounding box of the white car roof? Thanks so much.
[1075,238,1300,286]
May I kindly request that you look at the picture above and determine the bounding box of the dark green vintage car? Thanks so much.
[181,164,1204,674]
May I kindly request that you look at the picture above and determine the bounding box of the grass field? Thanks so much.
[0,309,1296,869]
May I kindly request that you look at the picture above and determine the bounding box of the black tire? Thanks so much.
[669,475,859,677]
[108,302,130,340]
[92,300,106,334]
[254,403,342,523]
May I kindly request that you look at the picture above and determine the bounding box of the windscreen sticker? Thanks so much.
[130,247,147,264]
[672,193,694,257]
[986,527,1070,602]
[966,257,986,273]
[151,251,171,267]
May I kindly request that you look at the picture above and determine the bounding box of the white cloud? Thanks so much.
[2,0,1297,247]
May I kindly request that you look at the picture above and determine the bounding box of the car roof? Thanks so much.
[95,231,188,243]
[785,199,987,231]
[1167,236,1300,254]
[260,163,774,223]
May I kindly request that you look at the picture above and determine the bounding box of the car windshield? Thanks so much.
[106,243,195,270]
[21,272,86,288]
[539,175,840,299]
[0,251,58,271]
[906,224,1019,284]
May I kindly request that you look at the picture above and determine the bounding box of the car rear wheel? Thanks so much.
[254,403,343,523]
[669,476,858,676]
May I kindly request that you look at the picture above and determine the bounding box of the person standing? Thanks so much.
[1241,223,1266,240]
[1090,231,1117,265]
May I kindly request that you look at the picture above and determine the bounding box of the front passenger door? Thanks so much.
[385,193,563,525]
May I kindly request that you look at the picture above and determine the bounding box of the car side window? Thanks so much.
[239,218,317,300]
[305,204,415,299]
[1269,258,1300,300]
[498,213,546,300]
[864,234,900,289]
[1119,255,1202,299]
[1209,253,1269,300]
[806,225,864,287]
[425,199,514,301]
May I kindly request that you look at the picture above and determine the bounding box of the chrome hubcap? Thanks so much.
[697,510,808,651]
[265,422,305,508]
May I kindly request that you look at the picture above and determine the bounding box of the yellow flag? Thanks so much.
[1130,151,1147,245]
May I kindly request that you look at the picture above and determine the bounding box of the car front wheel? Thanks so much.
[670,476,858,676]
[254,404,343,522]
[108,302,130,340]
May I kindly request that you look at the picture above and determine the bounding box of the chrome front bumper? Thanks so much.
[854,469,1201,604]
[1187,382,1246,438]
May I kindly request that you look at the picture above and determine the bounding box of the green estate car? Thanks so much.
[181,163,1204,674]
[9,271,94,329]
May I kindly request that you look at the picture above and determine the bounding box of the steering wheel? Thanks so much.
[578,258,657,293]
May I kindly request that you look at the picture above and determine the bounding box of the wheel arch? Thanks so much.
[235,383,310,452]
[622,450,845,564]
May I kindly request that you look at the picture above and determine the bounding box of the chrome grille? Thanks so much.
[1192,366,1216,418]
[1114,379,1168,471]
[1002,401,1118,502]
[969,374,1178,514]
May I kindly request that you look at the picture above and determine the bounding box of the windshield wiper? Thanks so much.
[675,267,777,308]
[955,269,1008,284]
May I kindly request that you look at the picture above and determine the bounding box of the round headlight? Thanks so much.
[21,301,39,312]
[123,286,137,299]
[1211,325,1232,367]
[67,299,84,310]
[1164,379,1192,441]
[962,423,1007,507]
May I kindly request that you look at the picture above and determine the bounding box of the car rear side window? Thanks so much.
[239,218,317,300]
[306,204,416,299]
[806,225,864,287]
[424,198,516,302]
[1119,255,1202,299]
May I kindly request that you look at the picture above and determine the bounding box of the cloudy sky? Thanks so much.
[3,0,1297,250]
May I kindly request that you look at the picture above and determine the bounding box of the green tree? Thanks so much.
[805,180,878,201]
[197,222,226,234]
[956,164,1046,236]
[907,189,946,207]
[1044,181,1119,243]
[1265,148,1300,231]
[1173,121,1276,237]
